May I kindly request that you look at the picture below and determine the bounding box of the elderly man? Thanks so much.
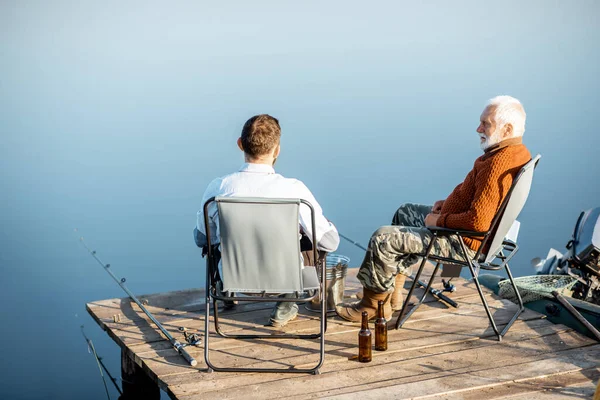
[337,95,532,322]
[195,114,339,327]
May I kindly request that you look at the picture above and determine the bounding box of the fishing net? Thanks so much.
[498,275,578,304]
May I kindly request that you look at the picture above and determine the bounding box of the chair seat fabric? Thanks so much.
[302,266,320,290]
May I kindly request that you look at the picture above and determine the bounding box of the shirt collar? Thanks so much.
[239,163,275,174]
[484,137,523,154]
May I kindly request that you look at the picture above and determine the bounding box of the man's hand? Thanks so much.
[432,200,445,214]
[424,213,440,227]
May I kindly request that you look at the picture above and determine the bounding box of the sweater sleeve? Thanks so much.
[438,159,513,232]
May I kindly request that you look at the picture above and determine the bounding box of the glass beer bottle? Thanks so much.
[375,300,388,351]
[358,311,372,362]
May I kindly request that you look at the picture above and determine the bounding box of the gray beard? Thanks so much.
[480,130,503,151]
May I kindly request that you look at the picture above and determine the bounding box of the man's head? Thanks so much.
[477,96,526,151]
[237,114,281,164]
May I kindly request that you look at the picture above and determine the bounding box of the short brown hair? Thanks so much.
[240,114,281,158]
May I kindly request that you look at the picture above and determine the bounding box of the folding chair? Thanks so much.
[203,196,327,374]
[395,154,541,341]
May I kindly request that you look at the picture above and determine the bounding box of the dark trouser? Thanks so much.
[356,203,475,293]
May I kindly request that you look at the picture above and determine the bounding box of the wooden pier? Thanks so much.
[86,268,600,399]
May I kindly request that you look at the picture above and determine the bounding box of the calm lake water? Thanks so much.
[1,1,599,399]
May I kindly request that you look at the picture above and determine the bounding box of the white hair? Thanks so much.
[487,95,526,138]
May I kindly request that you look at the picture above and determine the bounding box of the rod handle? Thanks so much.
[436,292,459,308]
[180,347,198,367]
[417,280,459,308]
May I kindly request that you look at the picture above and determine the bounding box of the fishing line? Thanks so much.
[76,230,198,366]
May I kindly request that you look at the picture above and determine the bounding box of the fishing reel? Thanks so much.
[570,270,600,305]
[179,327,202,347]
[442,279,456,293]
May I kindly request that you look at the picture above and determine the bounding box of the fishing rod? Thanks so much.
[77,232,198,367]
[339,233,459,308]
[81,325,122,398]
[338,233,368,252]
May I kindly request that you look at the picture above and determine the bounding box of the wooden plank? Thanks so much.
[129,304,490,379]
[175,337,599,400]
[317,345,600,400]
[163,319,569,398]
[90,299,477,351]
[87,299,292,348]
[87,288,206,322]
[86,265,598,400]
[90,284,530,349]
[434,367,600,400]
[502,382,598,399]
[87,264,473,333]
[86,294,272,332]
[159,312,554,394]
[85,264,484,356]
[86,275,365,346]
[88,268,361,325]
[150,316,550,385]
[127,295,538,369]
[89,289,543,384]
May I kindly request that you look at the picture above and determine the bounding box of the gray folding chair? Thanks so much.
[203,196,327,374]
[395,154,542,341]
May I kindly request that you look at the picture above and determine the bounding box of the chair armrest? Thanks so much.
[427,226,488,238]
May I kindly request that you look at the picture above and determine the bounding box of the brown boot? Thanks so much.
[390,274,407,311]
[336,288,393,322]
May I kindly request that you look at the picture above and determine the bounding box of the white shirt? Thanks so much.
[196,163,339,252]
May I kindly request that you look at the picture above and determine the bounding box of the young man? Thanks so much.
[337,95,532,322]
[195,114,339,327]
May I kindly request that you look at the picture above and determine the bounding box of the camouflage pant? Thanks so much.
[356,203,476,293]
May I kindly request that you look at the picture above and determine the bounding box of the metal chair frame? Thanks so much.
[395,155,541,341]
[203,196,327,374]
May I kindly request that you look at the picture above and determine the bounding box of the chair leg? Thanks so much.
[498,262,524,338]
[205,302,216,373]
[205,273,216,372]
[421,262,442,303]
[469,266,502,341]
[205,292,327,373]
[213,297,226,337]
[395,237,437,330]
[315,265,327,374]
[459,240,502,341]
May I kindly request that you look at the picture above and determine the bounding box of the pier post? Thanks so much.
[119,349,160,400]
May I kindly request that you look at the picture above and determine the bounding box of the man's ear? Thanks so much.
[273,144,281,159]
[503,123,514,138]
[237,137,244,152]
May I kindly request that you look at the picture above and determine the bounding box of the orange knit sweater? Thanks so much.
[438,138,531,252]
